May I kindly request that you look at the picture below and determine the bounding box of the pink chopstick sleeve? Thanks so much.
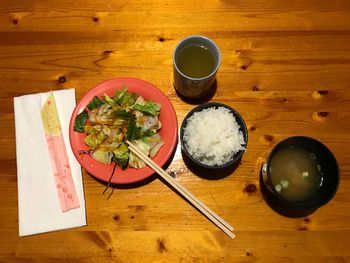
[45,133,80,212]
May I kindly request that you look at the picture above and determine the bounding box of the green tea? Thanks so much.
[176,44,216,78]
[269,146,323,202]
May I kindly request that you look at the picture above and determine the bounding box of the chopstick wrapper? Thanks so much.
[14,89,86,236]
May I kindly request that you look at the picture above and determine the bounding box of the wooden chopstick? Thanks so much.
[127,140,234,232]
[126,140,235,239]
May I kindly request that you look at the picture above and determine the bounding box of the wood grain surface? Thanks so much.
[1,0,350,262]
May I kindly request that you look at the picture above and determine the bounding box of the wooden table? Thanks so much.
[1,1,350,262]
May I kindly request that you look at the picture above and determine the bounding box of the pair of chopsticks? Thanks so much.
[126,141,235,239]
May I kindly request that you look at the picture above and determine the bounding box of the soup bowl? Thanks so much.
[261,136,339,211]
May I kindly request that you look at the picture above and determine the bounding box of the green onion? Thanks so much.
[280,179,289,189]
[275,184,282,193]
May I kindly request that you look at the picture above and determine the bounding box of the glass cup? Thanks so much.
[173,36,221,99]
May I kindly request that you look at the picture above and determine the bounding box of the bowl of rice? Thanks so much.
[180,102,248,173]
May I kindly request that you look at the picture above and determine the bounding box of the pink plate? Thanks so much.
[69,78,178,184]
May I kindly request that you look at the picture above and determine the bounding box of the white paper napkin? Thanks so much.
[14,88,86,236]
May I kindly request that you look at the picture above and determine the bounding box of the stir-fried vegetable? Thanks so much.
[133,101,161,117]
[73,110,88,132]
[87,96,103,110]
[113,143,129,170]
[74,85,164,170]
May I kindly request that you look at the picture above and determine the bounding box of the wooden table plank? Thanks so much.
[0,0,350,32]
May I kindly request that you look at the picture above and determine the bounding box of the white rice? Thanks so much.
[183,106,245,166]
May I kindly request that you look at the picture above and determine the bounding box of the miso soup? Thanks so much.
[176,44,216,78]
[269,146,323,202]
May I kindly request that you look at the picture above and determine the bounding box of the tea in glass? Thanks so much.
[175,44,216,78]
[173,36,221,98]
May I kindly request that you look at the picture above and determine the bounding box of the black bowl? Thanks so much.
[180,102,248,178]
[261,136,340,212]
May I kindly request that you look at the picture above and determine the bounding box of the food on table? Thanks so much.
[73,86,164,169]
[182,106,245,166]
[269,146,323,202]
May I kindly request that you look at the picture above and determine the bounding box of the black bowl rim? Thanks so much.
[180,102,248,170]
[265,136,340,209]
